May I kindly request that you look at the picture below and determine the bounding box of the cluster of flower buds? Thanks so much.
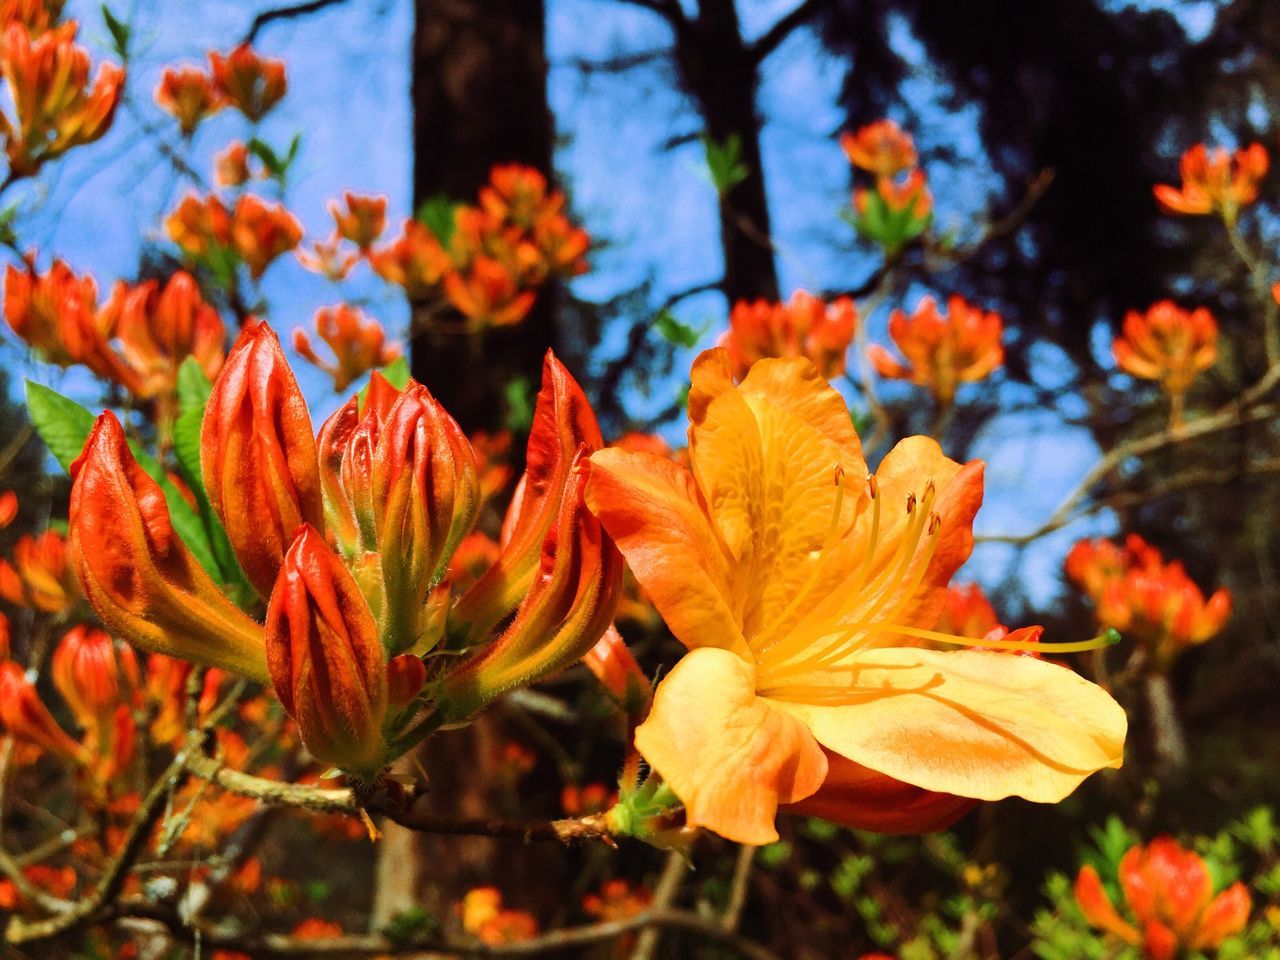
[0,528,79,613]
[369,164,590,330]
[1154,142,1268,225]
[155,43,286,135]
[292,303,401,392]
[167,192,302,280]
[1066,534,1231,668]
[1075,836,1251,959]
[868,294,1004,407]
[0,16,123,178]
[720,290,858,381]
[842,120,932,256]
[1112,300,1218,426]
[4,257,226,424]
[68,322,621,778]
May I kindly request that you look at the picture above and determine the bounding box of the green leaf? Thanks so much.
[653,309,707,348]
[415,195,459,248]
[176,356,212,416]
[503,376,535,433]
[247,137,285,177]
[100,4,131,58]
[26,381,96,471]
[356,356,411,411]
[701,133,750,195]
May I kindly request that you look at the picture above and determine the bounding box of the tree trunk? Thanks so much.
[408,0,556,432]
[673,0,780,304]
[375,0,559,930]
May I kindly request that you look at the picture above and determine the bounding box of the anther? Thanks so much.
[928,512,941,535]
[833,464,845,486]
[905,492,916,515]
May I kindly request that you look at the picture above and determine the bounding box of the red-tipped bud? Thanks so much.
[583,625,651,716]
[387,653,427,709]
[373,382,479,655]
[202,321,323,598]
[69,412,267,680]
[453,352,604,642]
[50,625,139,730]
[0,662,83,762]
[265,525,388,776]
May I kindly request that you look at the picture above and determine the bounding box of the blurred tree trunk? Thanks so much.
[376,0,557,929]
[673,0,781,304]
[408,0,557,433]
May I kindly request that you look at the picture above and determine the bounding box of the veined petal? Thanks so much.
[633,647,828,845]
[586,448,748,657]
[782,750,975,834]
[767,648,1126,803]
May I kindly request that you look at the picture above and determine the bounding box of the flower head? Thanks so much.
[723,291,857,381]
[1113,301,1217,413]
[232,194,303,279]
[208,44,285,121]
[0,529,78,613]
[586,349,1126,844]
[443,255,538,328]
[840,120,917,177]
[155,65,223,136]
[293,304,400,392]
[368,219,451,300]
[3,255,100,365]
[1154,143,1269,224]
[1075,837,1250,959]
[166,193,235,261]
[295,234,359,282]
[869,295,1004,407]
[51,624,139,731]
[0,661,82,761]
[329,192,387,251]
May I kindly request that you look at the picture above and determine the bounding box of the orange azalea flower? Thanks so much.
[1154,143,1268,223]
[208,44,285,122]
[1075,837,1250,959]
[292,304,400,392]
[562,782,615,816]
[0,529,78,612]
[295,234,360,282]
[214,140,254,188]
[854,169,933,218]
[583,623,651,714]
[154,65,223,137]
[51,624,138,731]
[369,218,452,299]
[231,194,302,279]
[868,295,1004,407]
[0,21,124,177]
[469,430,514,506]
[100,270,226,405]
[586,349,1126,844]
[583,879,652,921]
[461,887,539,944]
[166,193,234,261]
[723,291,858,381]
[329,191,387,250]
[840,119,917,177]
[1066,534,1230,668]
[443,255,538,328]
[0,489,14,528]
[0,863,76,910]
[934,583,1002,641]
[479,164,558,227]
[0,0,64,36]
[3,254,100,365]
[1113,301,1217,426]
[0,660,83,761]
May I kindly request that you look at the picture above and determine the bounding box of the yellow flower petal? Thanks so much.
[635,647,829,845]
[585,448,749,657]
[768,648,1126,803]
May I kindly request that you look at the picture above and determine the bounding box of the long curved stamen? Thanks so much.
[881,624,1123,654]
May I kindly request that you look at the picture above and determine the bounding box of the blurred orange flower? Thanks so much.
[1075,836,1250,960]
[330,191,387,250]
[214,141,253,188]
[723,291,857,381]
[583,879,652,921]
[51,624,139,731]
[0,490,15,528]
[1154,143,1268,223]
[369,219,451,299]
[295,234,359,282]
[444,255,538,328]
[166,193,234,261]
[0,529,78,613]
[1113,301,1217,425]
[461,887,539,944]
[292,304,400,392]
[868,295,1004,407]
[231,194,303,279]
[3,254,100,365]
[561,782,615,816]
[208,43,285,121]
[840,119,917,177]
[155,65,223,137]
[0,21,124,177]
[0,0,64,36]
[0,660,83,761]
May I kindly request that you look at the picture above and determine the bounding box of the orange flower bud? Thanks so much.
[386,652,426,709]
[202,321,324,598]
[723,291,857,381]
[50,624,138,730]
[0,490,16,529]
[208,44,286,122]
[264,525,387,776]
[329,191,387,250]
[1154,142,1269,223]
[583,625,650,715]
[292,304,401,392]
[840,119,917,177]
[0,661,82,761]
[155,65,223,136]
[214,140,253,187]
[0,529,78,613]
[869,295,1003,406]
[0,21,124,177]
[232,194,303,280]
[3,255,99,365]
[70,411,267,680]
[369,219,451,299]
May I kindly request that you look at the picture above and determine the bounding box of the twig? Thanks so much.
[243,0,352,44]
[749,0,829,64]
[722,844,754,932]
[630,850,690,960]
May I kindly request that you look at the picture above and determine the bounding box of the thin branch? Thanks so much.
[749,0,829,64]
[561,47,672,75]
[630,850,689,960]
[609,0,687,26]
[243,0,352,44]
[722,844,754,932]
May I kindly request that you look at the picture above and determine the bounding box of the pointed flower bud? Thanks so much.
[583,625,651,716]
[0,661,83,761]
[202,320,324,598]
[50,624,139,731]
[265,525,388,776]
[70,411,267,680]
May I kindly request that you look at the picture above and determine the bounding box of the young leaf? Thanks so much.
[356,356,411,410]
[101,5,131,59]
[653,309,707,348]
[415,195,459,248]
[176,356,213,416]
[701,133,750,196]
[26,381,95,472]
[504,376,535,434]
